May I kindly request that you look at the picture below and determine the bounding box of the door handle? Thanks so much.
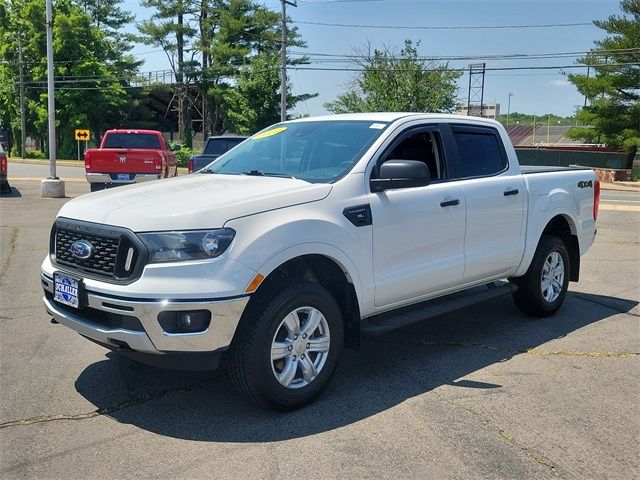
[440,199,460,207]
[503,189,519,196]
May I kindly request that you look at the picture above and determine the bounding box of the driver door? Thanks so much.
[368,125,466,307]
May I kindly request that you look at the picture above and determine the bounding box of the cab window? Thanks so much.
[452,126,506,178]
[383,130,445,181]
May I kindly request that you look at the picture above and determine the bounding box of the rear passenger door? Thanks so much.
[449,124,526,282]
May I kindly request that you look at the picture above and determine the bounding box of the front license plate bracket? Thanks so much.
[53,272,82,308]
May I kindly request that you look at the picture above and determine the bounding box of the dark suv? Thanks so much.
[188,135,248,173]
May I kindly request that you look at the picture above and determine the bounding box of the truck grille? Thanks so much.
[52,219,147,283]
[56,227,120,275]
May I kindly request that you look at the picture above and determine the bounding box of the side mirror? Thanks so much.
[370,159,431,192]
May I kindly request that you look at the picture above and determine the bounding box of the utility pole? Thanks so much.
[17,35,26,159]
[46,0,56,178]
[506,92,513,127]
[42,0,64,197]
[280,0,297,122]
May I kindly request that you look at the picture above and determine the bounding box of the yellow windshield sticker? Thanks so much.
[252,127,287,140]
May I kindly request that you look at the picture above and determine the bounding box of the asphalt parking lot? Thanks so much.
[1,175,639,479]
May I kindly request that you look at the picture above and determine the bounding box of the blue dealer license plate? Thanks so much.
[117,173,130,181]
[54,273,80,308]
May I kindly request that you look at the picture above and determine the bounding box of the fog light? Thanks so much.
[158,310,211,334]
[180,313,192,329]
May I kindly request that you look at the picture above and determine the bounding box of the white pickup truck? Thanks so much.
[42,113,599,410]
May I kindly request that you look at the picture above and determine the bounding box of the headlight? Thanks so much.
[139,229,235,263]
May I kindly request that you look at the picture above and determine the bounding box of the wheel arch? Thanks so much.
[245,252,362,349]
[516,213,580,282]
[541,214,580,282]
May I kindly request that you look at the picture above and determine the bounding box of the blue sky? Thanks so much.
[123,0,623,117]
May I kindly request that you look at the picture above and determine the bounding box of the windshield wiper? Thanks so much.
[243,170,296,179]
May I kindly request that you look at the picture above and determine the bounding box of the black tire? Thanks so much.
[511,235,570,317]
[229,282,344,411]
[90,183,105,192]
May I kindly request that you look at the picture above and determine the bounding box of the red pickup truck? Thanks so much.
[84,129,178,192]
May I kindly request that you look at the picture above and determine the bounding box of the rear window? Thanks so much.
[103,133,161,150]
[204,138,245,155]
[453,129,506,178]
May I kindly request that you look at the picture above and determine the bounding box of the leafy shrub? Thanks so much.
[26,149,47,159]
[172,145,193,167]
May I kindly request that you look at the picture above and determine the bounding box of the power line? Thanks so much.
[289,62,640,73]
[293,20,594,30]
[289,47,640,62]
[20,60,638,91]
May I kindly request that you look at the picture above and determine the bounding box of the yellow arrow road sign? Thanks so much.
[75,129,90,141]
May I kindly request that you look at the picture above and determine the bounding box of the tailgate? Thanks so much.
[85,149,161,174]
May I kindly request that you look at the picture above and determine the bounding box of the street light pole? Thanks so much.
[42,0,64,197]
[17,35,26,159]
[45,0,56,178]
[280,0,297,122]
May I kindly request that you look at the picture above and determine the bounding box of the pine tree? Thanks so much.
[568,0,639,163]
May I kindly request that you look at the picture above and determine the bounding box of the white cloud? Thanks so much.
[549,79,572,88]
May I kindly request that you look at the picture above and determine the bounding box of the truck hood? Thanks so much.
[58,174,332,231]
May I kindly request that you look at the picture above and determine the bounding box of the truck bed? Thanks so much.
[521,166,593,174]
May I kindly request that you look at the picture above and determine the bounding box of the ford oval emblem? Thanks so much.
[70,240,94,260]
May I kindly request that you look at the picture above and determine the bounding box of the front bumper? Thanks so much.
[42,273,249,357]
[86,173,160,184]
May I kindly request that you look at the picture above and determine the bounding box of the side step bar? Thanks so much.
[361,281,516,337]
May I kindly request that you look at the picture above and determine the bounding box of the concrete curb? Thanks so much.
[8,158,83,167]
[600,182,640,192]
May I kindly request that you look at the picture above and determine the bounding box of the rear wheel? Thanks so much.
[230,282,344,410]
[89,183,105,192]
[511,235,570,317]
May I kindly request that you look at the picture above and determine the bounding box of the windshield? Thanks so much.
[204,120,389,183]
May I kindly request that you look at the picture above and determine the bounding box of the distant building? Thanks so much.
[455,103,500,120]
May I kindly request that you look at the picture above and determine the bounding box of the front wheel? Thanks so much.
[230,282,344,410]
[511,235,570,317]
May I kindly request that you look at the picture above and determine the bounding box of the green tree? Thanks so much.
[0,0,139,158]
[224,52,316,134]
[567,0,639,164]
[139,0,197,147]
[325,40,462,114]
[139,0,315,140]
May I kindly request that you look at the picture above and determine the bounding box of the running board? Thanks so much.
[361,281,516,337]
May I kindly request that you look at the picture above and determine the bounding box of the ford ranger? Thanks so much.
[84,129,178,192]
[42,113,599,410]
